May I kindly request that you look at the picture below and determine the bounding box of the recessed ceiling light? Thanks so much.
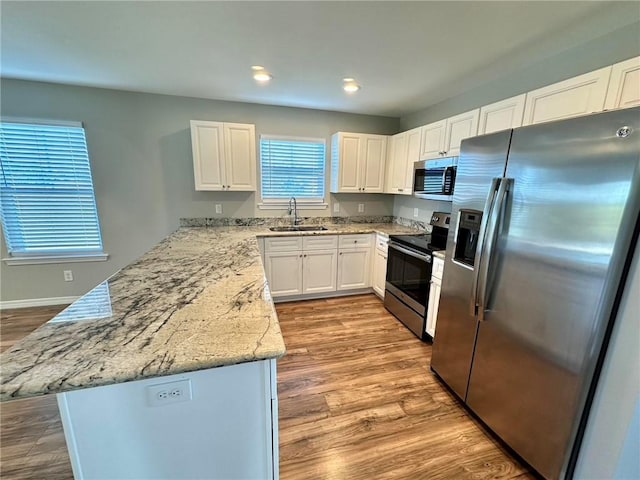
[252,65,272,83]
[343,78,361,93]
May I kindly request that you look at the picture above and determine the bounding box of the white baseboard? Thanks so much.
[0,296,79,310]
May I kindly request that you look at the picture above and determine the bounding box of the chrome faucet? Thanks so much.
[288,197,301,226]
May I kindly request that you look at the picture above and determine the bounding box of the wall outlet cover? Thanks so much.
[215,204,222,214]
[358,203,365,213]
[63,270,73,282]
[414,208,419,218]
[146,379,192,407]
[333,202,340,213]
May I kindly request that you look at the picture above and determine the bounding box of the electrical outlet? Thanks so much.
[414,208,419,218]
[333,202,340,213]
[215,204,222,214]
[358,203,365,213]
[63,270,73,282]
[147,379,192,407]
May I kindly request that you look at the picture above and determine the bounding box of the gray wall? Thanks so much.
[573,239,640,479]
[0,79,398,302]
[400,21,640,129]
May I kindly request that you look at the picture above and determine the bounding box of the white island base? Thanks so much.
[57,359,279,480]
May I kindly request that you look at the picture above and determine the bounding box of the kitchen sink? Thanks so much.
[269,226,328,232]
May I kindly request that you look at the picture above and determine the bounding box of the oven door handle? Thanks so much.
[388,243,432,263]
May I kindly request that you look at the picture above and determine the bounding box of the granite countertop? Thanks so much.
[0,222,420,401]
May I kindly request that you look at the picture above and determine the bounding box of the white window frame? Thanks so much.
[258,134,328,210]
[0,117,108,265]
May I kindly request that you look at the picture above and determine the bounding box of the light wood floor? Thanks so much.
[1,296,535,479]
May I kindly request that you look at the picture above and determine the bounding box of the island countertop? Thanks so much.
[0,222,420,401]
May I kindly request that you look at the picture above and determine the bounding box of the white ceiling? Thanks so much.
[1,1,637,118]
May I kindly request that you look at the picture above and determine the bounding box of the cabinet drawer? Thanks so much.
[264,236,303,253]
[338,234,372,249]
[432,257,445,280]
[375,234,388,254]
[303,235,338,251]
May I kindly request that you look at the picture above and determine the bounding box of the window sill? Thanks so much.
[258,202,328,210]
[3,253,110,266]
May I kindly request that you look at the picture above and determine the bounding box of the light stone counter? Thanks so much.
[1,222,421,401]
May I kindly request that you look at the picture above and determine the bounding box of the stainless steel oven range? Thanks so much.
[384,213,449,341]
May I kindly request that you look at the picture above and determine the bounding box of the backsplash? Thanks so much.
[180,215,395,228]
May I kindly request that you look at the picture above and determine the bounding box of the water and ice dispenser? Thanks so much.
[454,210,482,267]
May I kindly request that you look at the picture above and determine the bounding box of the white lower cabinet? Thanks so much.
[264,234,374,299]
[426,256,445,339]
[264,235,340,299]
[264,251,303,297]
[302,250,338,294]
[337,248,371,290]
[372,234,389,298]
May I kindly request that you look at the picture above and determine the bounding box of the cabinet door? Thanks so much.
[190,120,225,191]
[360,135,387,193]
[419,120,446,160]
[385,132,408,193]
[444,109,479,157]
[224,123,256,191]
[335,133,362,193]
[372,249,387,298]
[405,127,422,192]
[478,95,526,135]
[522,66,612,126]
[426,276,442,338]
[604,56,640,110]
[337,248,371,290]
[303,250,338,294]
[264,251,303,297]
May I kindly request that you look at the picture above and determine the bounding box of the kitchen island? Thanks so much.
[0,220,420,479]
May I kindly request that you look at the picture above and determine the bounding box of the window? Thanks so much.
[0,120,106,264]
[260,135,326,205]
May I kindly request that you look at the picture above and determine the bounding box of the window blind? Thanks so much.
[260,136,326,201]
[0,121,104,256]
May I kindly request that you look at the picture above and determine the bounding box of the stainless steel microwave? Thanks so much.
[413,157,457,200]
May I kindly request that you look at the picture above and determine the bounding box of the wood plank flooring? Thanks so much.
[1,305,73,480]
[0,295,535,479]
[276,295,534,480]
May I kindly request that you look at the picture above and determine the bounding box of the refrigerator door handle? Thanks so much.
[477,178,512,321]
[470,177,501,316]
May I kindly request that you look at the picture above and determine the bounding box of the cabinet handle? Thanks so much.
[354,240,358,243]
[303,254,307,257]
[339,252,343,255]
[398,188,403,192]
[299,254,303,258]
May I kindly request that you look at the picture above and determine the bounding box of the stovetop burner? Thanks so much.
[390,212,451,254]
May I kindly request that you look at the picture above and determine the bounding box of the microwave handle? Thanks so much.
[443,166,455,195]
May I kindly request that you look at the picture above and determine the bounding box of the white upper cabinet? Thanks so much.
[522,67,612,126]
[419,110,479,159]
[331,132,387,193]
[478,94,526,135]
[419,120,446,160]
[604,56,640,110]
[444,109,480,157]
[190,120,256,191]
[223,123,257,191]
[385,127,420,195]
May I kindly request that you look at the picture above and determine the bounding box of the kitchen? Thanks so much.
[1,2,639,479]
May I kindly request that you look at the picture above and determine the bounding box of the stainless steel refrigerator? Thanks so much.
[431,106,640,480]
